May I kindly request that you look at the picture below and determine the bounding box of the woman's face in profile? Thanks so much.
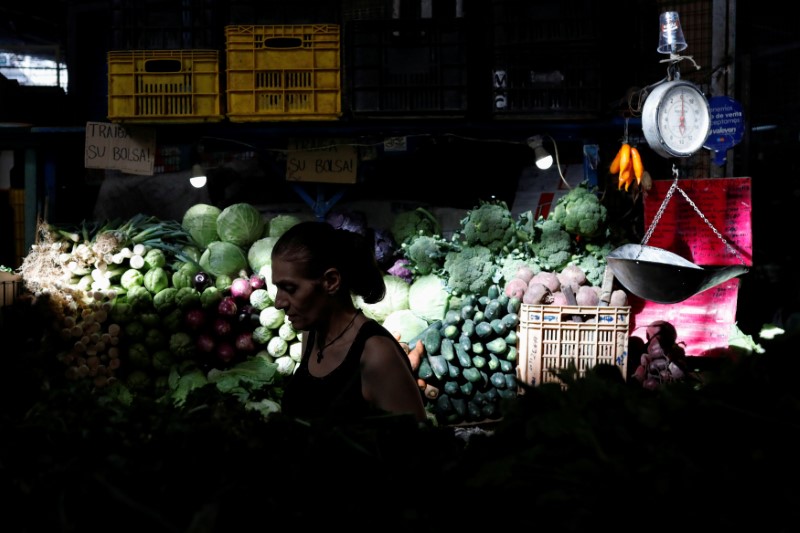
[271,256,327,331]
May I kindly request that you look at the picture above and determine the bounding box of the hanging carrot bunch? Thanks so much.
[609,142,646,191]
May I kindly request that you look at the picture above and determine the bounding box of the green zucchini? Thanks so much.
[458,334,472,353]
[505,345,518,361]
[481,401,499,420]
[407,320,442,353]
[447,360,461,379]
[483,300,502,321]
[442,324,459,340]
[471,341,485,356]
[499,359,514,373]
[459,380,474,397]
[490,318,509,336]
[466,400,482,421]
[417,358,433,380]
[459,303,475,321]
[490,371,507,389]
[421,326,442,356]
[472,310,485,323]
[461,318,475,338]
[497,388,517,399]
[428,354,449,380]
[487,353,500,371]
[440,338,455,361]
[472,354,487,369]
[463,366,482,383]
[435,393,453,417]
[501,312,519,330]
[504,329,518,346]
[450,396,467,417]
[485,337,509,355]
[443,380,460,396]
[487,284,500,299]
[496,293,510,310]
[475,321,494,338]
[455,344,472,367]
[507,296,522,314]
[504,373,518,389]
[444,309,462,326]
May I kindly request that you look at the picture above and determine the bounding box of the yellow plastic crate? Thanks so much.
[225,24,342,121]
[517,304,630,388]
[107,50,223,123]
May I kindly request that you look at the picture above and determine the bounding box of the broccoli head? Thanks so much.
[531,218,574,272]
[402,234,451,276]
[459,200,516,254]
[550,182,608,239]
[443,245,497,297]
[571,241,617,286]
[390,207,441,245]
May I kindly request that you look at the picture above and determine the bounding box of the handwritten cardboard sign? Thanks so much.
[286,138,358,184]
[84,122,155,176]
[630,177,753,355]
[642,177,752,266]
[629,278,741,356]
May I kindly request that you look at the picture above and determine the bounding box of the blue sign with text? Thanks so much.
[703,96,744,165]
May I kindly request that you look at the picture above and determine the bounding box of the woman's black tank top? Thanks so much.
[280,319,407,421]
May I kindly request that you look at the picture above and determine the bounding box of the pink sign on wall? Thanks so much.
[629,177,752,356]
[641,177,753,267]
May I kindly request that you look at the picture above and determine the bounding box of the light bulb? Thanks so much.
[190,163,207,188]
[535,153,553,170]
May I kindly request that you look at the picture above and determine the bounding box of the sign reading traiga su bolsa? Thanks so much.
[84,122,155,176]
[285,138,358,184]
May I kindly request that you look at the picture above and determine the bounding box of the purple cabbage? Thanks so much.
[325,210,367,235]
[387,258,413,284]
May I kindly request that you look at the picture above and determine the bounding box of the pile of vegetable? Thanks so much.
[13,182,629,423]
[17,205,307,412]
[408,283,521,425]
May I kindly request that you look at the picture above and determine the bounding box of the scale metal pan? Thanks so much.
[606,244,749,304]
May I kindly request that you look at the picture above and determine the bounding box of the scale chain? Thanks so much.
[640,165,747,266]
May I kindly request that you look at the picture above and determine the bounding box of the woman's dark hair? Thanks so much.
[271,220,386,304]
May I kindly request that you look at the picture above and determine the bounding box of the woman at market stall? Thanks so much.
[270,220,428,423]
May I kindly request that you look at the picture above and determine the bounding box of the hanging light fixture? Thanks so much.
[527,135,553,170]
[189,163,207,188]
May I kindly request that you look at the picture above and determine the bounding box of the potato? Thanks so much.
[575,285,599,306]
[529,271,560,293]
[522,282,550,305]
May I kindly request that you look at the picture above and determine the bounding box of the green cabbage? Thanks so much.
[381,309,428,344]
[247,236,278,273]
[259,306,286,329]
[355,275,410,323]
[199,241,248,278]
[249,288,272,311]
[182,203,221,249]
[216,202,265,248]
[408,274,450,322]
[267,213,303,238]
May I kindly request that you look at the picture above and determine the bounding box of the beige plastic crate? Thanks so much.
[517,304,630,388]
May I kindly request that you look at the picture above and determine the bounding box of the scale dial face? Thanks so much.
[642,80,711,158]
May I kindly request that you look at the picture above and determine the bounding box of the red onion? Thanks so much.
[230,277,253,300]
[196,333,216,353]
[213,317,233,338]
[184,309,206,331]
[249,274,266,290]
[218,296,238,317]
[235,332,255,353]
[216,342,236,363]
